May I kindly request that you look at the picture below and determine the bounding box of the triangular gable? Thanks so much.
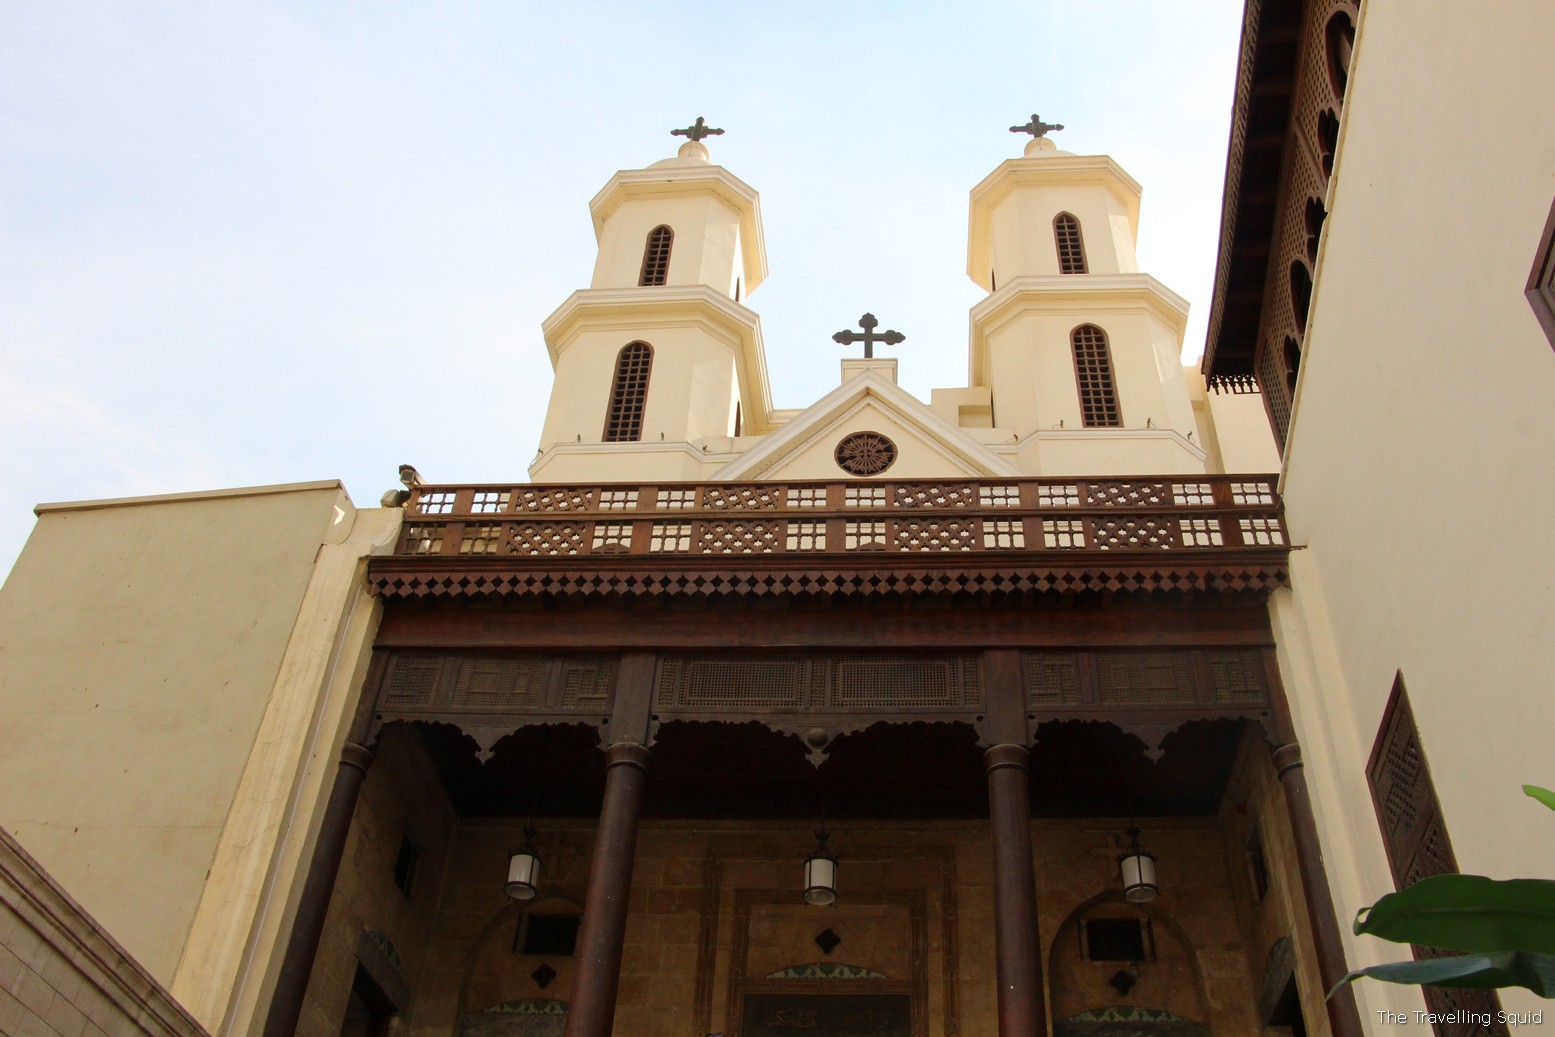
[715,371,1021,481]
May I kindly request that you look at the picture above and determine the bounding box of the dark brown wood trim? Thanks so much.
[563,742,651,1037]
[261,742,374,1037]
[1524,193,1555,347]
[1271,742,1364,1037]
[984,745,1046,1037]
[373,601,1277,652]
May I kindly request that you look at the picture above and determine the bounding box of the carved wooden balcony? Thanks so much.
[368,476,1290,604]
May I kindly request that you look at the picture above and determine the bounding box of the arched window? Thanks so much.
[1054,212,1088,274]
[1071,325,1120,427]
[1325,11,1356,103]
[1317,108,1340,179]
[1289,259,1313,335]
[639,226,673,286]
[603,342,653,442]
[1303,197,1327,265]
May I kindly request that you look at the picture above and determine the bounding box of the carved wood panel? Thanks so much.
[1367,674,1507,1037]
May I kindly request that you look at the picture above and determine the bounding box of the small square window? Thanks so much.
[515,914,580,956]
[392,836,419,898]
[1247,828,1270,901]
[1080,917,1154,962]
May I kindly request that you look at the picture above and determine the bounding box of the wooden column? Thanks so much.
[564,651,656,1037]
[1273,742,1364,1037]
[979,649,1046,1037]
[261,741,374,1037]
[562,742,650,1037]
[985,744,1046,1037]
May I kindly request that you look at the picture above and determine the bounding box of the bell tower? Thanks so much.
[964,118,1203,474]
[533,121,773,482]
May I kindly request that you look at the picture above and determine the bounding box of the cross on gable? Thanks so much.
[1010,113,1064,139]
[832,313,905,360]
[671,117,725,143]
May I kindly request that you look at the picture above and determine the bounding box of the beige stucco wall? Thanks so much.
[592,193,744,298]
[1268,0,1555,1027]
[986,182,1139,282]
[1192,375,1280,476]
[968,281,1203,474]
[0,482,400,1036]
[540,324,744,449]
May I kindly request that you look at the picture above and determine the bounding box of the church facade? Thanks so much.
[1,118,1326,1037]
[4,4,1552,1037]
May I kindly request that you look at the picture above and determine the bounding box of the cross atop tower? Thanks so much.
[832,313,905,360]
[1010,113,1064,139]
[672,117,725,143]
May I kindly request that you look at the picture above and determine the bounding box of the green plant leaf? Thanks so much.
[1331,951,1555,998]
[1525,785,1555,813]
[1354,874,1555,955]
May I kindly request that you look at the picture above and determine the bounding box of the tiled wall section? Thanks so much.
[0,826,207,1037]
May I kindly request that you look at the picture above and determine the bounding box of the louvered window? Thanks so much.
[639,225,673,286]
[1054,212,1088,274]
[1368,674,1507,1037]
[603,342,653,442]
[1071,325,1120,427]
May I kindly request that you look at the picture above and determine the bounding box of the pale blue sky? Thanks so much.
[0,2,1244,575]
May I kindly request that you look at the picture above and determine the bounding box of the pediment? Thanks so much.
[715,371,1020,482]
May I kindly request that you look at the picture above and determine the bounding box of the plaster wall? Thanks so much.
[539,326,742,450]
[988,185,1138,282]
[1012,431,1206,478]
[1193,378,1280,476]
[1267,0,1555,1024]
[754,399,994,482]
[529,443,731,484]
[981,308,1199,452]
[0,483,357,984]
[591,194,743,298]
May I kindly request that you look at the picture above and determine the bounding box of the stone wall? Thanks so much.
[0,825,207,1037]
[300,782,1280,1037]
[295,725,458,1037]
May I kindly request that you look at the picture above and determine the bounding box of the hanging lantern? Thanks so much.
[1119,826,1158,903]
[804,829,838,906]
[506,826,541,901]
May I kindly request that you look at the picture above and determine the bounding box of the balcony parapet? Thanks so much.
[369,476,1290,604]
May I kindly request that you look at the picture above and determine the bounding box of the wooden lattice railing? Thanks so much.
[393,476,1287,559]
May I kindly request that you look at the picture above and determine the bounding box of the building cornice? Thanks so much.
[589,164,768,292]
[968,274,1190,388]
[540,286,775,432]
[967,155,1143,290]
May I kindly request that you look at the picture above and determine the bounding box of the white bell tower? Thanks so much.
[533,123,773,482]
[964,120,1203,474]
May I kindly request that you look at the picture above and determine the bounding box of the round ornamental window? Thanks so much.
[834,431,898,476]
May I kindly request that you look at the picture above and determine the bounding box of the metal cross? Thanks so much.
[832,313,905,360]
[672,117,725,143]
[1010,113,1064,139]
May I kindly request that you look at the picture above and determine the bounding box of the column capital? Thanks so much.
[983,743,1031,774]
[605,741,651,772]
[339,741,375,776]
[1271,741,1303,779]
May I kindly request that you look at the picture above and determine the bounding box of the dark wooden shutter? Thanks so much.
[1367,674,1506,1037]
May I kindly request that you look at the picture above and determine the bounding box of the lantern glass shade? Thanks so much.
[506,850,541,900]
[804,853,837,906]
[1120,850,1158,903]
